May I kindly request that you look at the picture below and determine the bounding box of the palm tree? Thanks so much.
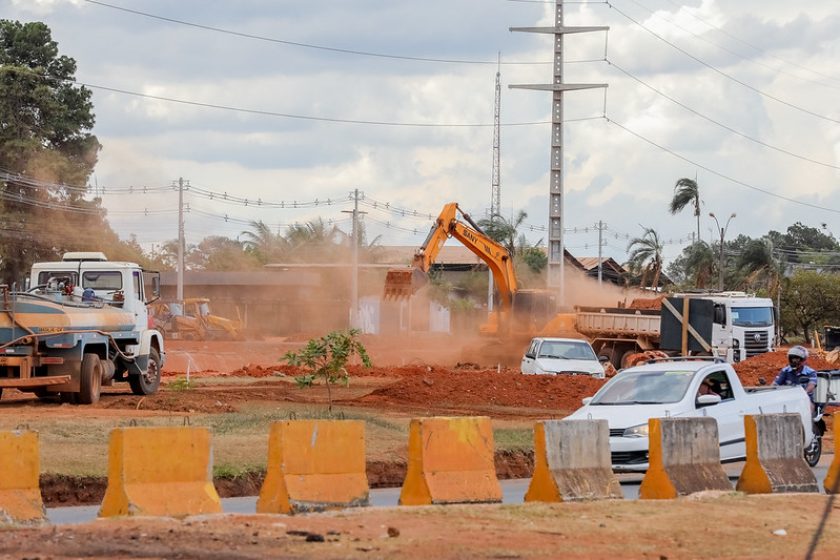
[626,227,664,290]
[241,220,285,264]
[284,218,343,261]
[669,177,701,244]
[477,210,527,257]
[682,242,716,289]
[737,239,780,293]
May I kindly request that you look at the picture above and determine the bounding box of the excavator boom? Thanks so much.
[383,203,518,311]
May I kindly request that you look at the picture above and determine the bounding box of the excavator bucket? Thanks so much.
[384,268,428,299]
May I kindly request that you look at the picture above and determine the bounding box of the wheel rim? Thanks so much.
[143,357,159,388]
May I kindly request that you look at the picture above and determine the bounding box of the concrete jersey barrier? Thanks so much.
[0,430,45,525]
[736,414,818,494]
[400,416,502,505]
[257,420,369,514]
[640,417,732,499]
[99,426,222,518]
[525,419,622,502]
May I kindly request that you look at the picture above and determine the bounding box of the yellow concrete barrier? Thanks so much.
[0,430,44,525]
[399,416,502,506]
[639,417,732,499]
[257,420,369,514]
[99,427,222,518]
[736,414,818,494]
[825,412,840,494]
[525,419,622,502]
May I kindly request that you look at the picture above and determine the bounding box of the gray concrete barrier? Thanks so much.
[525,419,622,502]
[639,417,732,499]
[736,414,818,494]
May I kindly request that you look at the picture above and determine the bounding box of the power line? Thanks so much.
[606,2,840,125]
[658,0,840,87]
[620,0,840,92]
[605,116,840,214]
[83,0,606,66]
[607,60,840,171]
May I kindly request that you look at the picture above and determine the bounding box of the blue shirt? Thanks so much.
[774,364,817,393]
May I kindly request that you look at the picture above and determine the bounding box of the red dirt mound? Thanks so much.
[733,349,837,386]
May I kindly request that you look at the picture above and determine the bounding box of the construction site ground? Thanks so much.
[1,334,839,558]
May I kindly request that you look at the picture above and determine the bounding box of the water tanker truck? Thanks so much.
[0,252,165,404]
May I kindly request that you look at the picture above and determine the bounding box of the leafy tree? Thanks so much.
[666,242,716,289]
[780,270,840,343]
[736,238,779,293]
[477,210,527,257]
[767,222,840,265]
[284,217,343,262]
[626,227,665,289]
[283,329,371,413]
[190,236,260,271]
[0,20,102,284]
[669,177,701,243]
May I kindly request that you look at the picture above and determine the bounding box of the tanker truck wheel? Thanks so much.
[129,348,161,396]
[78,353,102,405]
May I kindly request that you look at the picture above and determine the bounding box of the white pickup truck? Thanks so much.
[566,358,814,472]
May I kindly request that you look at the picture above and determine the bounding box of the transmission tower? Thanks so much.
[510,0,608,305]
[491,54,501,220]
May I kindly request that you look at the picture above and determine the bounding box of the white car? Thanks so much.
[521,337,606,378]
[566,358,814,472]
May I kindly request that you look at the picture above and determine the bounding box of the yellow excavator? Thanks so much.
[383,202,557,337]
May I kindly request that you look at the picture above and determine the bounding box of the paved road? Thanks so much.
[46,459,832,525]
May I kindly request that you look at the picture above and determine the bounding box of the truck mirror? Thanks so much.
[696,394,721,406]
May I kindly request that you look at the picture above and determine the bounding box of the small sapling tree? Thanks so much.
[283,329,371,412]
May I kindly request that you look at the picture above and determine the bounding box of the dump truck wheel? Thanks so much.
[129,348,161,396]
[60,392,77,404]
[78,353,102,405]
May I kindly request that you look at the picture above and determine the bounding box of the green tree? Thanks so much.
[667,241,716,289]
[736,238,779,293]
[478,211,546,275]
[284,218,343,262]
[0,20,102,284]
[780,270,840,343]
[626,227,665,290]
[669,177,701,243]
[241,220,286,264]
[283,329,372,413]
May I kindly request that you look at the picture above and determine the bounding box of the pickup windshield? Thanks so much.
[731,307,774,327]
[590,369,694,405]
[537,340,597,360]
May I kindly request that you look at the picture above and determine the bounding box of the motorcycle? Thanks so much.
[804,400,825,468]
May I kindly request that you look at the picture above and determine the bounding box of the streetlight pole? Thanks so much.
[709,212,736,291]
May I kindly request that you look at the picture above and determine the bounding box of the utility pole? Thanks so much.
[177,177,186,304]
[488,54,502,314]
[510,0,608,306]
[597,220,605,286]
[709,212,735,291]
[342,189,366,329]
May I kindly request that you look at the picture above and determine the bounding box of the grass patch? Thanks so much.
[493,428,533,451]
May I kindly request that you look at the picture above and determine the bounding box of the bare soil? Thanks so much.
[2,494,840,559]
[1,337,838,559]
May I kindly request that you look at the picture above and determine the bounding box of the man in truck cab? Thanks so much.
[773,346,817,410]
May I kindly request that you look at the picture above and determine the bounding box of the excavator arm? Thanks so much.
[383,202,518,312]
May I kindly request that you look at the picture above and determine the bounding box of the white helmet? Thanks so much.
[787,345,808,360]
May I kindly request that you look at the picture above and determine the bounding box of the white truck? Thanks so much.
[566,358,815,471]
[520,337,606,378]
[0,252,165,403]
[576,292,776,368]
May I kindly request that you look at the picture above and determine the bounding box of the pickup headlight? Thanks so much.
[623,424,649,438]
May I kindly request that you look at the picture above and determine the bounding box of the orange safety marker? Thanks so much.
[824,412,840,494]
[525,419,622,502]
[99,427,222,518]
[399,416,502,506]
[737,414,818,494]
[0,430,45,525]
[257,420,369,514]
[639,417,732,499]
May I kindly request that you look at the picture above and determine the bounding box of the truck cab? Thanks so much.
[680,292,775,362]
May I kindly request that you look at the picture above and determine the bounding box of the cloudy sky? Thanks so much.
[4,0,840,264]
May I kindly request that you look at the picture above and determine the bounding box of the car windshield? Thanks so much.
[537,340,597,360]
[589,369,694,405]
[731,307,774,327]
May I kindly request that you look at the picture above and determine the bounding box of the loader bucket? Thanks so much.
[384,268,427,299]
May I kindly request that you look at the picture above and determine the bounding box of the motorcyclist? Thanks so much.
[773,346,817,411]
